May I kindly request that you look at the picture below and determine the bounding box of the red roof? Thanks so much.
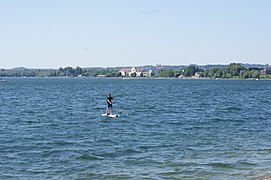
[119,68,131,72]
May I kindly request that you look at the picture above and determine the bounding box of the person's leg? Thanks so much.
[106,104,110,115]
[108,104,112,114]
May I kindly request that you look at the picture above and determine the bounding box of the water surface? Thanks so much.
[0,78,271,179]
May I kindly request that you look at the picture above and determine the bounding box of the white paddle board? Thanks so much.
[101,114,120,118]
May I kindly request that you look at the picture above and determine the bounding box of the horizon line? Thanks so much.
[1,62,270,70]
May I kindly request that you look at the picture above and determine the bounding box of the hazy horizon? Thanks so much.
[1,0,270,68]
[1,62,270,70]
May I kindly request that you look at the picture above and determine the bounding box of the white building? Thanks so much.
[119,67,151,77]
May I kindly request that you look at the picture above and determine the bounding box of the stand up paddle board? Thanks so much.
[101,114,120,118]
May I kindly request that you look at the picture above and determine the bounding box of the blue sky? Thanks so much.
[0,0,270,68]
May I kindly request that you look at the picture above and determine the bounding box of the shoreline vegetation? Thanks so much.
[1,63,271,79]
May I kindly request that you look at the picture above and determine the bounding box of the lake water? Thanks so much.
[0,78,271,179]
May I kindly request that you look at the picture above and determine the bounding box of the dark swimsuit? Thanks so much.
[107,96,113,108]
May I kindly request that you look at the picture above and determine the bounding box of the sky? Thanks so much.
[0,0,270,68]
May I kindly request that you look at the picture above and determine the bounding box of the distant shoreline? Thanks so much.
[1,63,270,79]
[1,76,270,81]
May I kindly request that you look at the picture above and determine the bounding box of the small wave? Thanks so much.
[164,161,198,167]
[223,107,242,111]
[207,162,235,169]
[164,120,184,125]
[21,110,36,114]
[26,169,47,174]
[119,148,142,156]
[93,151,116,158]
[158,170,181,176]
[258,148,271,152]
[138,145,151,150]
[97,138,115,143]
[48,140,75,146]
[42,149,62,157]
[77,154,103,161]
[124,157,163,166]
[210,117,228,122]
[237,160,257,166]
[96,148,141,159]
[95,173,133,179]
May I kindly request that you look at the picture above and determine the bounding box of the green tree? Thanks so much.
[183,66,203,77]
[226,63,246,77]
[58,67,65,76]
[225,73,233,78]
[214,70,223,78]
[174,70,182,77]
[252,70,260,79]
[203,69,209,78]
[74,67,83,76]
[242,70,250,78]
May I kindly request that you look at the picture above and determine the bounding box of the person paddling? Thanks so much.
[106,93,113,115]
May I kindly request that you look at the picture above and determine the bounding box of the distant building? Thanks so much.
[119,66,161,77]
[194,72,201,78]
[193,72,203,78]
[178,75,184,78]
[142,70,153,77]
[119,68,131,76]
[130,67,143,76]
[261,67,271,75]
[119,67,149,77]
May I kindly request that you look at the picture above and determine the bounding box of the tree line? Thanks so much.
[0,63,270,79]
[0,67,122,77]
[160,63,269,79]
